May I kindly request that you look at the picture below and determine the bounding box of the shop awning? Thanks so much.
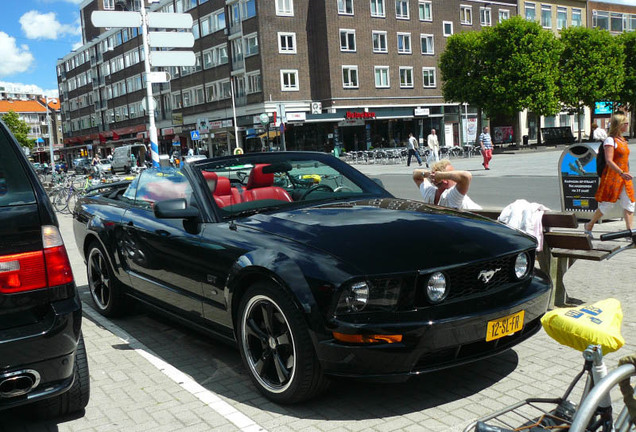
[258,130,281,139]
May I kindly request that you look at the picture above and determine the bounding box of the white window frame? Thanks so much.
[499,9,510,23]
[280,69,299,91]
[557,7,567,30]
[342,65,359,88]
[571,8,582,27]
[443,21,453,37]
[460,5,472,25]
[420,34,434,55]
[374,66,390,88]
[340,29,357,52]
[541,5,552,28]
[399,67,413,88]
[278,32,297,54]
[370,0,385,18]
[422,67,436,88]
[276,0,294,16]
[338,0,354,15]
[480,7,492,26]
[372,31,388,53]
[244,33,259,57]
[397,32,411,54]
[103,0,115,10]
[525,3,536,22]
[395,0,409,20]
[418,0,432,21]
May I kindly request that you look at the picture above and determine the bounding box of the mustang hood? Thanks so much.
[238,198,536,275]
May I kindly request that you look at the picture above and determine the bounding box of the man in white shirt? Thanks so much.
[412,159,481,210]
[427,129,440,165]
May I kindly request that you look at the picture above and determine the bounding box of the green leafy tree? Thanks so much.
[480,17,562,143]
[440,30,488,133]
[618,31,636,137]
[1,110,34,149]
[559,27,625,141]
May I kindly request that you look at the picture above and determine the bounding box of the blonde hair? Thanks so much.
[431,159,451,173]
[608,113,626,138]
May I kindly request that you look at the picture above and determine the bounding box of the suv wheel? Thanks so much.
[33,333,90,418]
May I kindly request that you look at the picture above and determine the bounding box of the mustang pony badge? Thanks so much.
[478,268,501,283]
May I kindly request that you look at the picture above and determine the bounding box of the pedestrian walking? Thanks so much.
[412,159,481,210]
[479,126,493,170]
[584,113,634,237]
[427,129,440,166]
[406,132,423,167]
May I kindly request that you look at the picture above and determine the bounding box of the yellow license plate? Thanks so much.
[486,310,525,342]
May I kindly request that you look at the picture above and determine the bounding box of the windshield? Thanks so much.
[196,153,388,218]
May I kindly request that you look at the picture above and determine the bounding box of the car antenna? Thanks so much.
[229,219,237,231]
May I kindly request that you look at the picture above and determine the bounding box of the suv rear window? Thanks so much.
[0,127,35,207]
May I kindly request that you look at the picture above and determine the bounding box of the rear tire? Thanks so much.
[33,333,90,419]
[237,282,330,404]
[87,241,128,317]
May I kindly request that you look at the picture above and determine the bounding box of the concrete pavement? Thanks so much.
[2,153,636,431]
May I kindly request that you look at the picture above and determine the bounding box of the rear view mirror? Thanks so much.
[262,161,292,174]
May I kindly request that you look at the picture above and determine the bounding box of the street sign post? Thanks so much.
[91,11,142,28]
[148,32,194,48]
[149,51,196,67]
[144,71,171,84]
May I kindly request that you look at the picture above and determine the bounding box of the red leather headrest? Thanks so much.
[246,164,274,189]
[215,176,232,196]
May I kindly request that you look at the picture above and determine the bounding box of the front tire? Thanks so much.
[87,242,128,317]
[237,282,329,404]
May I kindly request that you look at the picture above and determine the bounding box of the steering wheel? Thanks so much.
[300,184,334,200]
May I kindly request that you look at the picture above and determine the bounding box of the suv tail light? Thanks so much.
[0,226,74,293]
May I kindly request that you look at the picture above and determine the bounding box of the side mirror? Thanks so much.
[371,177,385,188]
[154,198,199,220]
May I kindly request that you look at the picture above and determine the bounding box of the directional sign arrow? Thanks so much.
[147,12,193,29]
[91,11,142,28]
[148,32,194,48]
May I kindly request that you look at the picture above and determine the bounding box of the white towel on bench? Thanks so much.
[498,199,550,251]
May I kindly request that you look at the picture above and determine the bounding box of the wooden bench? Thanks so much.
[473,210,620,308]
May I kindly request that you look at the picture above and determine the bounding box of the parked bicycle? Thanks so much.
[465,228,636,432]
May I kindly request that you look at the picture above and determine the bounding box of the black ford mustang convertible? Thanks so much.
[73,151,551,403]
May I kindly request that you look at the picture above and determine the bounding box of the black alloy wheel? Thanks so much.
[87,242,127,317]
[238,282,329,403]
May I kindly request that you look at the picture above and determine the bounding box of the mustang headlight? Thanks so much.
[336,279,401,314]
[514,252,530,279]
[426,272,448,303]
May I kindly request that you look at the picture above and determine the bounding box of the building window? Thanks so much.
[480,7,492,26]
[372,31,388,53]
[611,12,624,32]
[420,34,434,55]
[374,66,390,88]
[103,0,115,10]
[397,33,411,54]
[525,3,535,22]
[422,67,436,88]
[276,0,293,16]
[399,67,413,88]
[278,32,296,54]
[281,69,299,91]
[541,5,552,28]
[460,6,472,25]
[370,0,385,17]
[630,14,636,31]
[593,11,609,30]
[395,0,409,19]
[342,66,359,88]
[499,10,510,23]
[244,33,259,56]
[418,0,432,21]
[572,9,582,27]
[443,21,453,36]
[246,71,262,94]
[340,29,356,52]
[338,0,354,15]
[557,7,567,30]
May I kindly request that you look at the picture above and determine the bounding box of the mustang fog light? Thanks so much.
[344,282,369,312]
[333,332,403,344]
[426,272,448,303]
[514,253,530,279]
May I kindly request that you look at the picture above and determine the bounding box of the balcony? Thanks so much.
[228,21,242,38]
[231,55,245,72]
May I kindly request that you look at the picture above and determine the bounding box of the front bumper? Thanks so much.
[0,289,82,410]
[317,272,551,379]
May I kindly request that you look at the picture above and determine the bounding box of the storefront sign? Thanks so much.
[345,111,376,119]
[414,107,430,116]
[172,112,183,125]
[197,118,209,133]
[210,120,223,130]
[286,112,306,122]
[162,128,175,136]
[338,119,365,127]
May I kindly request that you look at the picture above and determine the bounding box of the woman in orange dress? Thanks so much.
[584,113,634,236]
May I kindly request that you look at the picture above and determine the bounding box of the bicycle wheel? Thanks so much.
[50,189,69,213]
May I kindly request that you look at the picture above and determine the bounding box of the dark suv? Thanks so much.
[73,158,92,175]
[0,121,89,417]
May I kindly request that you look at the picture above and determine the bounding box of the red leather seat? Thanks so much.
[243,164,292,202]
[202,171,241,207]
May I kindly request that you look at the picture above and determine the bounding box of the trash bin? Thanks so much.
[522,135,529,146]
[558,142,622,219]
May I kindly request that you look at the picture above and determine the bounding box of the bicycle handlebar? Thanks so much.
[600,229,636,241]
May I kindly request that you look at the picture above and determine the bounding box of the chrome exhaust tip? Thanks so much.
[0,369,40,398]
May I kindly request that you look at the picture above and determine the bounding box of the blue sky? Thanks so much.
[0,0,634,97]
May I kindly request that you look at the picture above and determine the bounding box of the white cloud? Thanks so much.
[0,33,35,77]
[19,10,79,40]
